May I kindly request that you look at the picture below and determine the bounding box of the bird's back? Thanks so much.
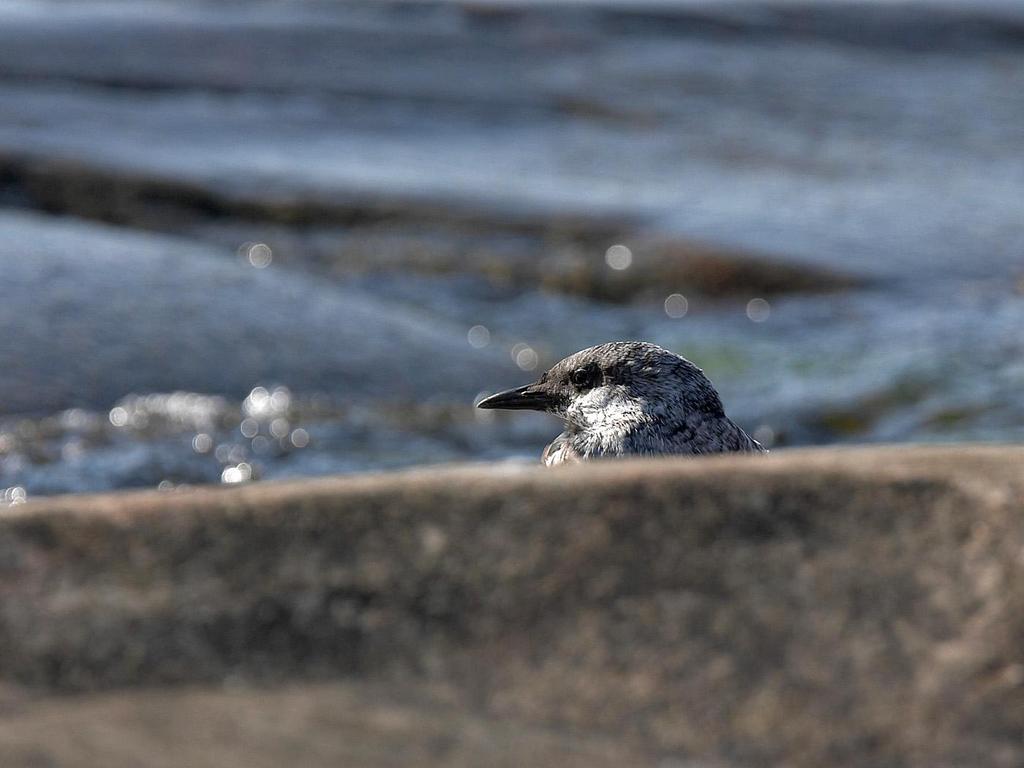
[630,413,765,455]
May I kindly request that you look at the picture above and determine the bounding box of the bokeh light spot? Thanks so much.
[247,243,273,269]
[605,244,633,271]
[511,343,539,371]
[664,293,689,318]
[108,407,129,427]
[290,428,310,448]
[467,325,491,348]
[2,486,27,505]
[221,462,252,484]
[746,298,771,322]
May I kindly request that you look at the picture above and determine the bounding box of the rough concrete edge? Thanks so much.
[9,443,1022,522]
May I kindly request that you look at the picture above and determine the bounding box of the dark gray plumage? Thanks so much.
[477,341,764,465]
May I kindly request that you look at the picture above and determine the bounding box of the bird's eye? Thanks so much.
[569,364,600,390]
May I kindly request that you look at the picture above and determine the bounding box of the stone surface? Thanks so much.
[5,1,1024,283]
[0,680,658,768]
[0,152,856,300]
[1,446,1023,767]
[0,209,516,413]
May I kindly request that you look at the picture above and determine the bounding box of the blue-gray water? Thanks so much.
[1,0,1023,498]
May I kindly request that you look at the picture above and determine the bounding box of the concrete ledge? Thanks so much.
[0,679,655,768]
[2,446,1023,767]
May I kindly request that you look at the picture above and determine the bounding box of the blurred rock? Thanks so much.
[0,209,517,414]
[1,446,1022,767]
[534,237,860,301]
[0,152,630,239]
[1,152,856,300]
[3,0,1024,283]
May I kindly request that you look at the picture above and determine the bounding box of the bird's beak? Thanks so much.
[476,383,556,411]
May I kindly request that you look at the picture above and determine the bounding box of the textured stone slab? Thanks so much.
[1,446,1022,767]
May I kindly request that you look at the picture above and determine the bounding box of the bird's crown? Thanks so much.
[540,341,725,417]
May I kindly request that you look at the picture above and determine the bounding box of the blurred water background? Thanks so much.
[1,0,1023,497]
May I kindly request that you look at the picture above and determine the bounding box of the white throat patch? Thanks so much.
[565,386,647,454]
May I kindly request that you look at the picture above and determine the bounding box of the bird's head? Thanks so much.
[476,341,725,431]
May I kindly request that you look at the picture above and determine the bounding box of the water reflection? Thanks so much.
[0,383,552,496]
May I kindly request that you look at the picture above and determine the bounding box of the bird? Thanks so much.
[476,341,764,465]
